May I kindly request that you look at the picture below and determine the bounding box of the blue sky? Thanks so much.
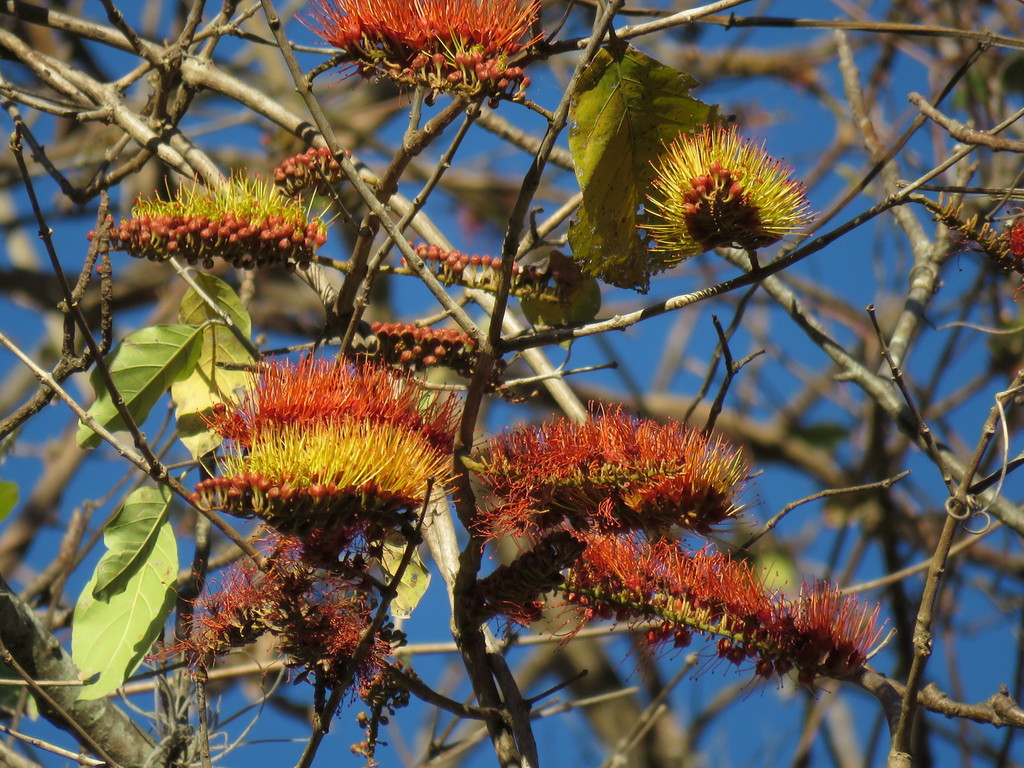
[1,1,1023,766]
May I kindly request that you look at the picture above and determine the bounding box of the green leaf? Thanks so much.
[171,274,256,459]
[795,422,849,449]
[1004,56,1024,96]
[77,325,205,449]
[567,39,717,292]
[755,549,799,595]
[519,251,602,332]
[73,509,177,701]
[379,532,430,620]
[0,481,17,523]
[93,485,173,600]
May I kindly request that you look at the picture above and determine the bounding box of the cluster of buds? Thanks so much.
[562,534,883,686]
[303,0,540,104]
[364,321,496,380]
[176,533,398,692]
[192,358,460,545]
[273,146,346,197]
[921,198,1024,298]
[408,243,580,305]
[96,174,327,270]
[645,124,813,266]
[470,406,748,540]
[354,664,413,764]
[473,530,585,625]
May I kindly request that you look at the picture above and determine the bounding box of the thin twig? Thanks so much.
[841,522,1000,595]
[891,369,1024,765]
[702,313,763,432]
[0,637,123,768]
[741,471,912,550]
[0,722,106,767]
[597,657,696,768]
[910,92,1024,153]
[867,305,953,490]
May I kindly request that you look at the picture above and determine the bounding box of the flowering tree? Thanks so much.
[0,2,1022,767]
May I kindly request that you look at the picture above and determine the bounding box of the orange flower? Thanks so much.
[471,406,747,539]
[303,0,540,102]
[562,534,884,684]
[192,359,460,543]
[646,124,813,262]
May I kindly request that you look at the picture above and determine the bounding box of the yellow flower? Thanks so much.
[646,125,813,261]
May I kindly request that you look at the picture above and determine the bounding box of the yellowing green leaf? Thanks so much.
[567,39,717,291]
[0,480,17,523]
[77,325,204,449]
[73,509,177,701]
[171,274,256,459]
[93,485,173,600]
[379,532,430,620]
[755,549,799,594]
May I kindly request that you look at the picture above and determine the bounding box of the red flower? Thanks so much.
[471,406,747,539]
[303,0,541,102]
[786,583,884,682]
[1004,214,1024,300]
[1009,216,1024,263]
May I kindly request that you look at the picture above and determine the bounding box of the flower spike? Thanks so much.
[561,534,884,685]
[97,173,327,270]
[471,406,748,539]
[645,124,813,262]
[303,0,541,102]
[173,532,398,689]
[192,358,460,545]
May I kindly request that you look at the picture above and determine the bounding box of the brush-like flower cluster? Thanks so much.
[646,124,813,263]
[562,534,883,685]
[177,532,398,691]
[303,0,541,103]
[471,406,747,539]
[469,407,884,684]
[192,358,460,545]
[365,321,490,378]
[923,198,1024,299]
[97,174,327,270]
[407,243,584,305]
